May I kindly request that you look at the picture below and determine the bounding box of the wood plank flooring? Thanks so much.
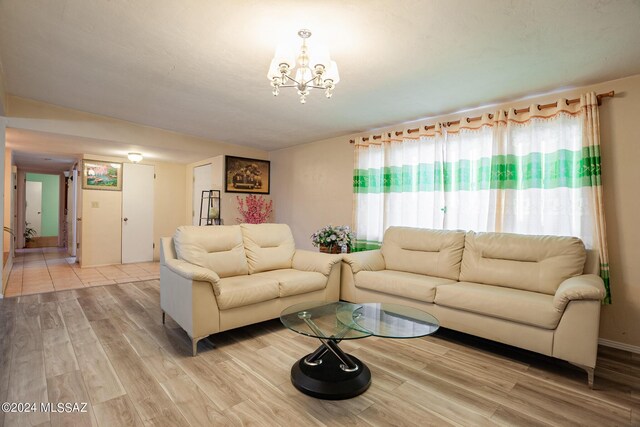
[0,280,638,426]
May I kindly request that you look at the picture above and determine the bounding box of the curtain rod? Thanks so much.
[350,90,614,144]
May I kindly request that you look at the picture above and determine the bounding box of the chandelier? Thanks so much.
[267,29,340,104]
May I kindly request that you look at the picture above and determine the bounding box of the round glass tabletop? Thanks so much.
[280,301,372,340]
[280,301,439,340]
[342,302,440,338]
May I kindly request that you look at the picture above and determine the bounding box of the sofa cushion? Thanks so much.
[254,269,327,297]
[460,231,586,295]
[355,270,456,303]
[214,275,279,310]
[173,225,248,278]
[434,281,561,329]
[241,224,296,274]
[381,227,466,280]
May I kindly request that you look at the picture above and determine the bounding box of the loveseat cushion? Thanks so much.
[253,269,327,297]
[434,281,561,329]
[381,227,466,280]
[460,231,586,295]
[241,224,296,274]
[173,225,248,278]
[214,275,279,310]
[355,270,456,303]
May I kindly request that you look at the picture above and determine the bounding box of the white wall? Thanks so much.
[270,73,640,349]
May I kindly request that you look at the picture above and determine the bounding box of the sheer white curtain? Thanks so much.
[498,104,595,247]
[353,127,445,249]
[443,114,501,232]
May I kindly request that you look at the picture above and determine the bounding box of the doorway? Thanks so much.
[25,181,42,236]
[24,173,60,248]
[192,163,212,225]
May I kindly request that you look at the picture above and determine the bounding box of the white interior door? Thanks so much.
[25,181,42,236]
[193,163,212,225]
[122,163,154,263]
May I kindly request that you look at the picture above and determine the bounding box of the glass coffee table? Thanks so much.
[280,301,439,400]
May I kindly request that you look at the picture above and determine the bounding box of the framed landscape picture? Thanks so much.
[225,156,270,194]
[82,160,123,191]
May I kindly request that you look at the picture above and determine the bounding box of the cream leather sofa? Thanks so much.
[160,224,341,355]
[341,227,605,387]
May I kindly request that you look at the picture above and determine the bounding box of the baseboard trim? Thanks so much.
[598,338,640,354]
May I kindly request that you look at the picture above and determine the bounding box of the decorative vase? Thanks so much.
[319,245,350,254]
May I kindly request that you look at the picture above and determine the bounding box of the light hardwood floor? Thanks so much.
[0,280,638,426]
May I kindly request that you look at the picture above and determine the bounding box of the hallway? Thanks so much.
[3,248,160,297]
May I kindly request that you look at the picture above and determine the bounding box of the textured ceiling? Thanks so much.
[1,0,640,151]
[12,148,77,174]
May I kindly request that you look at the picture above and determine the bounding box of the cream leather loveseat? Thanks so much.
[341,227,605,387]
[160,224,341,355]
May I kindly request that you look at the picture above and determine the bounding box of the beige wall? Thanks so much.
[271,135,353,250]
[2,97,275,265]
[0,118,5,294]
[154,161,187,259]
[0,61,6,116]
[81,187,122,267]
[186,153,271,227]
[79,154,187,267]
[271,73,640,348]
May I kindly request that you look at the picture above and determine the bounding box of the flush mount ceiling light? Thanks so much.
[267,29,340,104]
[127,152,143,163]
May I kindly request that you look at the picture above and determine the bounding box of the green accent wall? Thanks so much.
[26,173,60,237]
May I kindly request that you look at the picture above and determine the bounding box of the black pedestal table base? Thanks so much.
[291,347,371,400]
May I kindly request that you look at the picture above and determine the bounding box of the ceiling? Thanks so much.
[5,127,218,166]
[6,128,195,173]
[1,0,640,151]
[12,150,77,174]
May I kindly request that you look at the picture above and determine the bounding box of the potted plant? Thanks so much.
[24,221,37,243]
[311,225,354,254]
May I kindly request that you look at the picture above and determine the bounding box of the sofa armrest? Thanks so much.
[292,250,342,276]
[553,274,605,312]
[164,258,221,289]
[342,250,385,274]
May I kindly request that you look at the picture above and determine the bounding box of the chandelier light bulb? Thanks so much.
[268,29,338,103]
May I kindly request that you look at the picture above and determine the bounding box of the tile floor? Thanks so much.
[3,247,160,297]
